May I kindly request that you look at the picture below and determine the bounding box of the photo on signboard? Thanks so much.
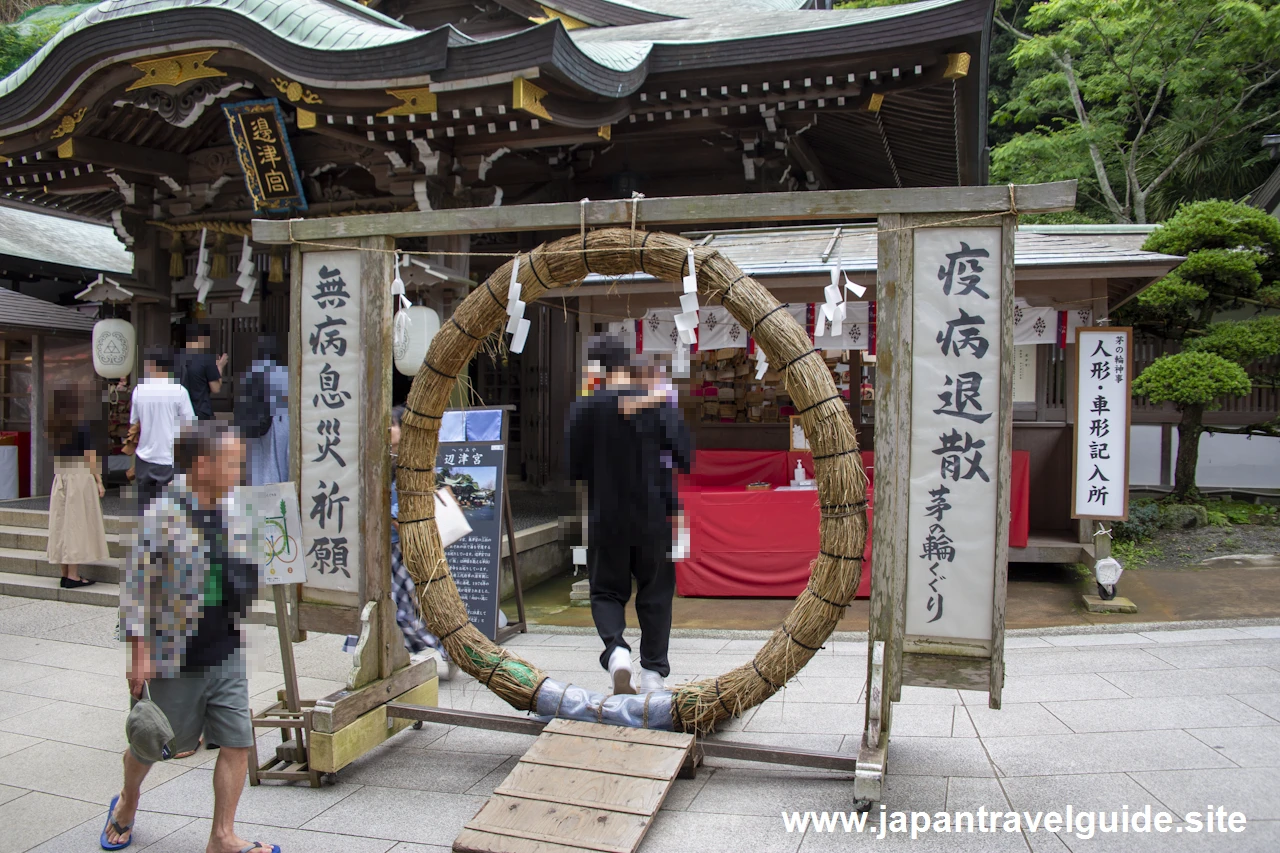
[438,464,498,522]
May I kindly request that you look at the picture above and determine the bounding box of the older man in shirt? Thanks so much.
[106,422,278,853]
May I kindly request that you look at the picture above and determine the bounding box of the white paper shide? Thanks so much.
[299,251,363,594]
[1073,329,1131,520]
[906,227,1002,643]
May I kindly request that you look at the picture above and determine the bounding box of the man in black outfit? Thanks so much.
[179,323,229,420]
[567,336,692,695]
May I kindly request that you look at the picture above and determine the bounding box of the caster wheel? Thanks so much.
[413,721,423,730]
[323,773,338,786]
[853,798,874,814]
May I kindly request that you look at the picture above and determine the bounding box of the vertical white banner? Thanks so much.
[299,251,363,594]
[906,227,1003,642]
[1013,345,1037,403]
[1072,328,1132,520]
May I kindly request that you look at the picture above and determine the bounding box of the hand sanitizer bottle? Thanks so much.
[794,460,806,486]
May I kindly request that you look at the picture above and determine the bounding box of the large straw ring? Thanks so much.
[396,228,869,734]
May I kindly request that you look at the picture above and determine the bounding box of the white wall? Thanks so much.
[1129,424,1280,489]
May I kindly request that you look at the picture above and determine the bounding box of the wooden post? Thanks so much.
[29,333,44,497]
[988,213,1016,711]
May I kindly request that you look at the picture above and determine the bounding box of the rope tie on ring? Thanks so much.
[812,446,860,461]
[483,650,507,688]
[450,316,482,341]
[782,621,824,652]
[714,677,734,718]
[751,303,789,334]
[796,394,843,415]
[638,231,654,275]
[752,660,781,692]
[579,198,591,273]
[403,403,441,422]
[629,191,645,247]
[805,586,850,610]
[529,676,549,713]
[721,273,749,305]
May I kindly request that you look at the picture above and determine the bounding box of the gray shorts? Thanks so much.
[137,666,253,763]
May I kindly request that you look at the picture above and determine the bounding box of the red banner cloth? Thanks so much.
[685,449,792,488]
[675,449,1029,598]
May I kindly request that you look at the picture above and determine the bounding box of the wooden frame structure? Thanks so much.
[255,181,1075,802]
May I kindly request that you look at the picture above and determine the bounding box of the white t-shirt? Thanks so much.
[130,378,196,466]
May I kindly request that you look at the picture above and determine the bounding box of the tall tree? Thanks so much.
[1126,200,1280,499]
[992,0,1280,223]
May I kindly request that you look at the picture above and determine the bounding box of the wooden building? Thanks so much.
[0,0,996,474]
[573,222,1184,562]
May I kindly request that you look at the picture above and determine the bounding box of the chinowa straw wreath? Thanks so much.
[396,227,868,734]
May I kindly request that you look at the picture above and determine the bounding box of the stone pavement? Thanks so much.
[0,594,1278,852]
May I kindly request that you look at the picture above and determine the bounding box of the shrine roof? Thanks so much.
[0,285,98,335]
[0,202,133,275]
[579,224,1183,285]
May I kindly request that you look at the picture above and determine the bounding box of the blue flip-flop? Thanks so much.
[99,795,132,850]
[239,845,281,853]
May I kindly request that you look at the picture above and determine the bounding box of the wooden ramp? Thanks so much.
[454,719,695,853]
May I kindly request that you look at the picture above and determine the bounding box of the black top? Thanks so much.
[54,425,93,458]
[566,390,693,543]
[181,505,257,673]
[179,352,221,420]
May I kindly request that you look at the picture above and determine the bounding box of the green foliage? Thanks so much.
[0,2,84,80]
[1132,351,1252,408]
[1112,499,1162,543]
[1144,200,1280,269]
[1205,508,1231,528]
[1121,200,1280,346]
[1112,539,1161,569]
[1187,316,1280,365]
[991,0,1280,223]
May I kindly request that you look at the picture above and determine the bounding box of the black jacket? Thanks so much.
[566,390,693,543]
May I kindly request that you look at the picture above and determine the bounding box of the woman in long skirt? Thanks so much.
[46,390,109,588]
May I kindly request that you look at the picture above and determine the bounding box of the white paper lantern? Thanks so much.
[92,318,135,379]
[393,305,440,376]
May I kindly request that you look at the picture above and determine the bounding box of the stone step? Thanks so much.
[0,570,278,621]
[0,570,121,607]
[0,524,127,558]
[0,506,135,534]
[0,546,122,584]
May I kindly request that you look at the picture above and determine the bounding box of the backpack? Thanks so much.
[234,365,274,438]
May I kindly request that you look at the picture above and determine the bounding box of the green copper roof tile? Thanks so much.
[1,0,421,98]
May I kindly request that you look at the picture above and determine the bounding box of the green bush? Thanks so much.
[1112,500,1162,543]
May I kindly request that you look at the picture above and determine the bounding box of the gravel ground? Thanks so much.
[1137,522,1280,570]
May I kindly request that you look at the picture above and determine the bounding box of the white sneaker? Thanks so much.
[608,647,636,695]
[637,668,665,693]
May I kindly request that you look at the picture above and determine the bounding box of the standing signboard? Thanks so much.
[904,227,1004,645]
[1072,327,1132,521]
[435,407,508,640]
[239,483,307,585]
[298,251,363,596]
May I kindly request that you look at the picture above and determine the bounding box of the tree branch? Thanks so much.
[1055,49,1128,221]
[1204,419,1280,439]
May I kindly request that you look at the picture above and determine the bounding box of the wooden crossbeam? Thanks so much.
[253,181,1077,243]
[57,136,188,181]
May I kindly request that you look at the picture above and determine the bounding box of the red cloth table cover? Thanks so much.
[675,449,1030,597]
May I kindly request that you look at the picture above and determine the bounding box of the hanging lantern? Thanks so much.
[394,305,440,376]
[92,317,136,379]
